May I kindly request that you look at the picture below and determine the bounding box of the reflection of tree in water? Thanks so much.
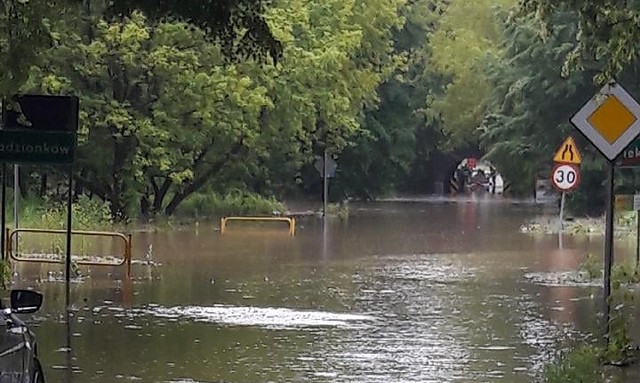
[15,232,126,265]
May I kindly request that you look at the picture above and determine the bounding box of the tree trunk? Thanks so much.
[151,177,171,214]
[18,167,28,199]
[110,181,124,221]
[109,135,136,221]
[39,172,47,197]
[140,194,150,221]
[74,174,84,199]
[75,176,109,201]
[164,140,246,216]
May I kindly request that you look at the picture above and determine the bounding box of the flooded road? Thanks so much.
[11,197,628,382]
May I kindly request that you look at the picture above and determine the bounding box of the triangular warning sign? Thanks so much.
[553,137,581,164]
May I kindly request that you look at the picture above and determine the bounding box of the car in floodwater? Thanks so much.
[0,290,45,383]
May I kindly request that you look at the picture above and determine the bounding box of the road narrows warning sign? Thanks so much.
[553,137,581,165]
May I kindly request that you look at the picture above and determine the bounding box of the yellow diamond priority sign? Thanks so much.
[571,82,640,161]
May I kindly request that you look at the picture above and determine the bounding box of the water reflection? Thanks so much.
[9,200,626,382]
[132,304,375,329]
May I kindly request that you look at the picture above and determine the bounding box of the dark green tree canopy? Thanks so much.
[0,0,281,98]
[109,0,282,60]
[521,0,640,81]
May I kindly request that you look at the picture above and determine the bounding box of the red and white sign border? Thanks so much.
[551,163,580,193]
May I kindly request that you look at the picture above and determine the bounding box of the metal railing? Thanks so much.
[220,216,296,236]
[6,228,132,277]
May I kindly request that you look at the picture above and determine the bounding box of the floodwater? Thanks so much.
[8,196,635,382]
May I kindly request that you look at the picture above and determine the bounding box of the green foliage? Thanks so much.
[579,253,601,280]
[574,254,639,365]
[520,1,640,82]
[427,0,514,149]
[0,259,11,289]
[17,0,404,219]
[0,0,282,98]
[333,0,434,199]
[606,289,635,364]
[564,158,607,216]
[479,9,607,205]
[616,211,637,229]
[578,253,640,285]
[326,203,350,220]
[108,0,282,60]
[24,10,275,219]
[544,345,603,383]
[606,268,638,364]
[15,194,112,231]
[0,0,66,97]
[175,191,285,219]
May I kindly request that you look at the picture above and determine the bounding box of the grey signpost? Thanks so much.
[551,137,582,236]
[314,154,337,217]
[570,82,640,337]
[1,95,78,308]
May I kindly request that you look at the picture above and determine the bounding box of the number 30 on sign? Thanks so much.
[551,163,580,192]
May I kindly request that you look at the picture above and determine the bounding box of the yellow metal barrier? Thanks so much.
[6,228,133,277]
[220,216,296,236]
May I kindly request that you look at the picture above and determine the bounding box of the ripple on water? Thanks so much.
[301,253,585,383]
[523,271,600,287]
[130,305,376,330]
[84,251,586,383]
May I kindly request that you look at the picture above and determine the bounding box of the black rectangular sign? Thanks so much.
[2,95,79,132]
[0,130,76,164]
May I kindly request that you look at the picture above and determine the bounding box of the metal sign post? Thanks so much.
[635,193,640,268]
[1,95,78,308]
[65,165,73,300]
[314,153,337,218]
[558,192,566,230]
[570,81,640,338]
[13,165,18,253]
[551,141,582,235]
[323,150,328,218]
[603,162,615,325]
[0,163,5,261]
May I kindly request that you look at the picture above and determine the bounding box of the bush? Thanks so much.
[175,191,285,219]
[11,194,112,230]
[545,345,603,383]
[326,203,350,220]
[579,253,601,280]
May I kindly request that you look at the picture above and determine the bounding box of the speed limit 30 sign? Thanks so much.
[551,163,580,192]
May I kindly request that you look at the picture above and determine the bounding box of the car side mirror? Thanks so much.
[10,290,43,314]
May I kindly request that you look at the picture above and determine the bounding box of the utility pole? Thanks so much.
[323,149,328,218]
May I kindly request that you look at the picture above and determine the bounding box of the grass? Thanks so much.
[174,190,285,219]
[5,193,113,231]
[545,345,604,383]
[547,254,640,382]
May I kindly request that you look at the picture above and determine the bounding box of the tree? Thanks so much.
[22,0,405,219]
[0,0,65,96]
[427,0,514,149]
[0,0,280,98]
[332,0,443,199]
[108,0,281,60]
[479,10,601,202]
[242,0,405,199]
[25,11,270,219]
[521,0,640,82]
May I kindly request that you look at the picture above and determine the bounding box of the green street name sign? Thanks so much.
[0,130,76,164]
[618,139,640,166]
